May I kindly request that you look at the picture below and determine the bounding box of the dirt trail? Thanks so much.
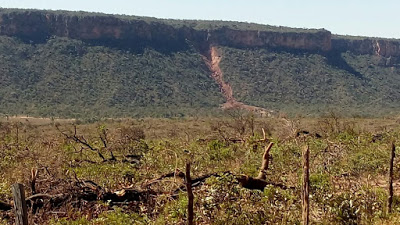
[204,46,274,116]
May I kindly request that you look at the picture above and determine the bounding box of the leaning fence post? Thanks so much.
[302,145,310,225]
[388,142,395,214]
[11,183,28,225]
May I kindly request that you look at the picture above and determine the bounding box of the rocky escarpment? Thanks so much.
[0,10,331,53]
[208,28,331,51]
[0,10,204,52]
[332,37,400,57]
[331,37,400,66]
[1,10,400,59]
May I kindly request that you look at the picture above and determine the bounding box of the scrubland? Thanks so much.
[1,113,400,224]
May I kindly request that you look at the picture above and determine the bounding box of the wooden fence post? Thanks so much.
[302,145,310,225]
[11,183,28,225]
[185,163,194,225]
[388,142,395,214]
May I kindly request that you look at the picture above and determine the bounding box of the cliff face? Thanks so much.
[0,10,331,53]
[209,28,331,51]
[0,11,196,52]
[1,10,400,58]
[332,38,400,57]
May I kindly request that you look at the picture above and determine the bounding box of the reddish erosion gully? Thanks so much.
[204,46,273,116]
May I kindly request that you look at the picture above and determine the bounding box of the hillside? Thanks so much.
[0,36,224,118]
[219,47,400,116]
[0,8,400,118]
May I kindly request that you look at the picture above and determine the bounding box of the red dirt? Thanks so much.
[204,46,274,116]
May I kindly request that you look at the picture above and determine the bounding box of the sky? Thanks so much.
[0,0,399,39]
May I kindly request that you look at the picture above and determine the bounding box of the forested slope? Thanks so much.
[218,47,400,117]
[0,36,224,118]
[1,8,400,118]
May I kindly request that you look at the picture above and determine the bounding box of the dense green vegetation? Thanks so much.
[2,32,400,118]
[1,8,400,118]
[219,47,400,117]
[0,36,224,118]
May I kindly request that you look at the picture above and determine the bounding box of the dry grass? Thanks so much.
[0,115,400,224]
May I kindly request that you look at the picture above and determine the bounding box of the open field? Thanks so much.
[1,113,400,224]
[0,116,76,126]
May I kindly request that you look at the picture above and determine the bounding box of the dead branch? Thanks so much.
[233,141,293,191]
[256,142,274,180]
[26,193,64,202]
[236,175,294,191]
[99,128,116,161]
[144,169,185,187]
[30,168,38,195]
[58,125,106,161]
[0,201,12,211]
[169,170,293,194]
[23,180,149,209]
[251,128,270,144]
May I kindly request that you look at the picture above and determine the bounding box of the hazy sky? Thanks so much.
[0,0,399,38]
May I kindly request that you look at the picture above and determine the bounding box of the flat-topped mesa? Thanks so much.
[332,37,400,57]
[0,10,331,52]
[209,28,331,51]
[2,9,400,58]
[0,11,197,51]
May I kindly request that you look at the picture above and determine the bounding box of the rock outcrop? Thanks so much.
[0,10,331,53]
[332,38,400,57]
[1,9,400,59]
[207,28,331,51]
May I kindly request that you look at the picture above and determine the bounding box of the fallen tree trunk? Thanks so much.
[0,201,12,211]
[236,175,294,191]
[167,171,293,194]
[2,157,293,213]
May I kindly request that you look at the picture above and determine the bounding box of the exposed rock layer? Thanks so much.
[1,10,399,58]
[0,10,330,53]
[332,38,400,57]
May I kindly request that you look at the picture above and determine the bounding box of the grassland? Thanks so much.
[1,113,400,224]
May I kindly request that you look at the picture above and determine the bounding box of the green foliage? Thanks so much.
[196,174,300,224]
[327,187,387,224]
[207,140,233,161]
[219,47,400,117]
[0,36,223,118]
[50,208,148,225]
[160,192,190,223]
[0,182,10,199]
[310,173,331,193]
[348,147,388,175]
